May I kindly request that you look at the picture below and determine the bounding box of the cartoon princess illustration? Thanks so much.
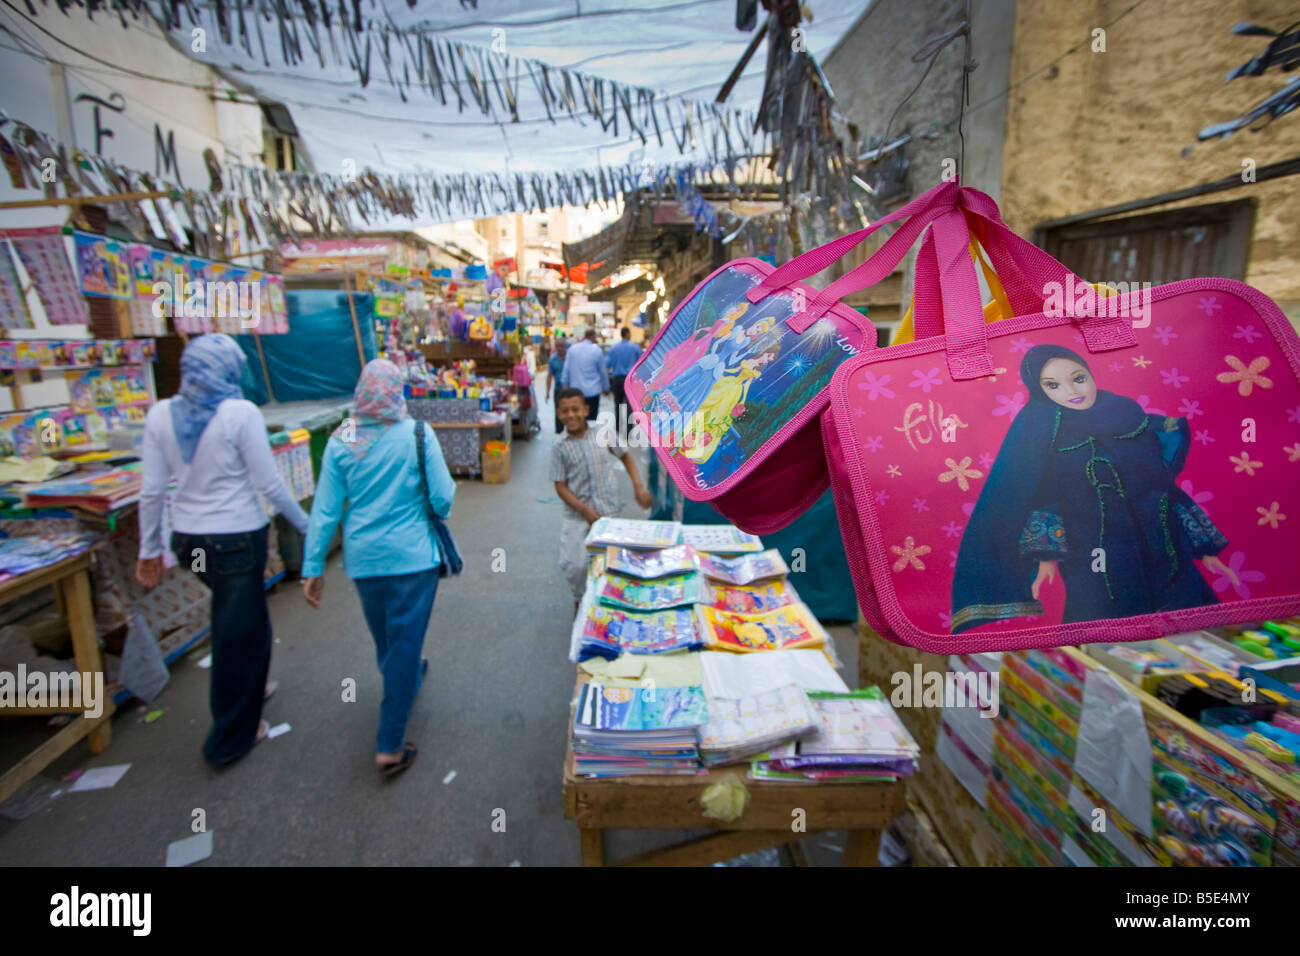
[642,303,746,398]
[678,346,780,464]
[950,344,1238,633]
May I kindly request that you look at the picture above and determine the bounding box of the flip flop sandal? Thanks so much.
[254,720,269,745]
[264,680,279,701]
[380,743,417,778]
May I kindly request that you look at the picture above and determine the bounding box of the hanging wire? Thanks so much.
[878,5,974,168]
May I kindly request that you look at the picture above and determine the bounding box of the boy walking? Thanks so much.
[551,387,653,606]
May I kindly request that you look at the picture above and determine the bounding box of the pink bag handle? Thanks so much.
[959,196,1137,354]
[745,180,962,324]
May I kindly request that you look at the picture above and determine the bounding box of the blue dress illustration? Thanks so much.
[950,345,1235,633]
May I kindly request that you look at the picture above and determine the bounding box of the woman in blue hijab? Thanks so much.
[137,334,310,766]
[950,344,1236,634]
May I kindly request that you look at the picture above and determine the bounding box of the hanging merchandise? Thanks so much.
[468,308,495,341]
[2,227,89,326]
[0,241,32,330]
[818,181,1300,654]
[73,232,133,299]
[625,185,981,535]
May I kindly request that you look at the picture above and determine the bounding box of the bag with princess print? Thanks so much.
[624,182,975,534]
[822,183,1300,653]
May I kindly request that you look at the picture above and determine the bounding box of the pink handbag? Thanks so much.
[824,183,1300,652]
[625,182,974,533]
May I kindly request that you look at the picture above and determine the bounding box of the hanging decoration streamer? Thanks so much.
[25,0,761,167]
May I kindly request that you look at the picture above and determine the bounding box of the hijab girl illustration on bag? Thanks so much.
[950,345,1241,633]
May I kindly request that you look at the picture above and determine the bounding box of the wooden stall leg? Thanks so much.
[843,828,884,867]
[63,569,111,753]
[579,827,605,867]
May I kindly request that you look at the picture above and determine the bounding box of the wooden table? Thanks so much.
[0,552,115,804]
[562,674,905,867]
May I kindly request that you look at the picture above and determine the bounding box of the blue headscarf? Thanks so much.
[172,334,247,463]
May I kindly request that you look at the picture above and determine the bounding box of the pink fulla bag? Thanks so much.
[824,184,1300,653]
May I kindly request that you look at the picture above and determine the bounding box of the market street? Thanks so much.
[0,386,856,866]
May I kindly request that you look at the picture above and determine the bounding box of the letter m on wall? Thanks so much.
[155,125,183,186]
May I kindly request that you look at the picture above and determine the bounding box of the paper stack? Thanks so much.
[571,681,709,777]
[584,517,682,552]
[698,682,819,767]
[749,688,921,784]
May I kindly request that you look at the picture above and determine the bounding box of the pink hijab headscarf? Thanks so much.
[333,359,408,458]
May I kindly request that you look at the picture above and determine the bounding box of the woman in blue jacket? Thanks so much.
[301,359,456,777]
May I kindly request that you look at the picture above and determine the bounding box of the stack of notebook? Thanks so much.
[698,682,820,767]
[21,464,142,515]
[571,681,709,777]
[749,688,921,783]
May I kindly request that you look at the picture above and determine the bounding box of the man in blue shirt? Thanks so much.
[606,326,643,432]
[546,338,567,433]
[560,328,609,423]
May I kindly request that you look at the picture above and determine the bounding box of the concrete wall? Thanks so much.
[0,7,263,221]
[1000,0,1300,319]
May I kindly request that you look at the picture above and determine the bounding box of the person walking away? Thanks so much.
[606,326,643,436]
[546,339,567,434]
[552,387,652,608]
[136,334,310,766]
[560,328,609,424]
[300,360,456,777]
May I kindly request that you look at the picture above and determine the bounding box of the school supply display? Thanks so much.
[604,544,697,579]
[698,603,828,653]
[0,338,155,370]
[597,571,702,611]
[583,517,683,552]
[695,548,789,586]
[821,181,1300,654]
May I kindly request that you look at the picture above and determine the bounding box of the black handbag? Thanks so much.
[414,421,462,577]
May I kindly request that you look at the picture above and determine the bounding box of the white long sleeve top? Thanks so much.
[137,398,311,559]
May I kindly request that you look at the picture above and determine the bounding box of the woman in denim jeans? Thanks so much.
[136,334,310,766]
[301,360,455,777]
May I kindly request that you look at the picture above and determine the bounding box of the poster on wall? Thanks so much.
[128,244,182,336]
[4,227,89,325]
[0,242,33,330]
[73,231,133,299]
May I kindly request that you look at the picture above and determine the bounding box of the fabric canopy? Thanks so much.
[169,1,865,201]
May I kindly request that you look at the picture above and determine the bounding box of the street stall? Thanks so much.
[561,517,914,866]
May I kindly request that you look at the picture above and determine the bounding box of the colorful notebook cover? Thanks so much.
[681,524,763,554]
[605,544,697,579]
[584,517,683,551]
[698,603,827,653]
[702,579,798,614]
[582,605,702,655]
[598,571,702,611]
[574,682,709,733]
[696,548,789,586]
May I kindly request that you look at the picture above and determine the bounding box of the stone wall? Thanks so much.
[1001,0,1300,318]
